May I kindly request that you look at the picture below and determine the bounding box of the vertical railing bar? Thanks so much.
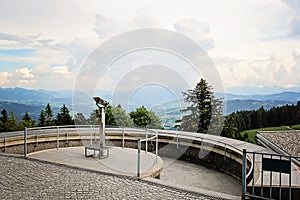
[279,155,282,200]
[24,128,27,157]
[155,131,158,163]
[270,154,273,199]
[4,137,6,152]
[36,131,38,147]
[176,134,179,149]
[145,130,148,154]
[66,132,68,144]
[137,139,141,177]
[122,127,125,149]
[224,144,226,161]
[242,149,247,200]
[261,154,264,197]
[200,138,203,157]
[289,156,292,200]
[90,131,92,144]
[252,153,255,196]
[56,126,59,149]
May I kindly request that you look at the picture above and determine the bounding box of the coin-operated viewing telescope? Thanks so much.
[93,97,109,149]
[93,97,109,108]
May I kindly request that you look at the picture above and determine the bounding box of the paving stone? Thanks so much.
[260,131,300,157]
[0,155,212,199]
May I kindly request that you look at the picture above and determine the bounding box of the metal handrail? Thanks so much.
[1,126,254,178]
[137,129,158,177]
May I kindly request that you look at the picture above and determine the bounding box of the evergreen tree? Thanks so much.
[74,112,87,125]
[0,109,9,123]
[38,109,46,127]
[7,112,18,131]
[56,104,73,125]
[87,110,99,125]
[20,112,37,128]
[0,109,9,132]
[44,103,54,126]
[111,105,133,127]
[22,112,31,121]
[148,110,164,129]
[179,78,223,133]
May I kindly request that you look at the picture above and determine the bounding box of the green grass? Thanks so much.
[291,124,300,130]
[240,125,300,144]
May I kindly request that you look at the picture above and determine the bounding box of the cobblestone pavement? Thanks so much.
[260,131,300,157]
[0,155,212,200]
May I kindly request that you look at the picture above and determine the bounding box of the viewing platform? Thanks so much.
[28,146,163,178]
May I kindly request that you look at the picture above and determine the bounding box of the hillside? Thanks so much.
[0,101,44,121]
[1,87,300,127]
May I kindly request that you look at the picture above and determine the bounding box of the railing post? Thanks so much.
[289,156,292,200]
[36,131,38,147]
[155,131,158,163]
[24,128,27,157]
[4,136,6,152]
[56,126,59,149]
[145,130,148,153]
[122,127,125,149]
[224,144,227,161]
[66,132,68,144]
[137,139,141,177]
[242,149,247,200]
[176,134,179,149]
[90,131,92,144]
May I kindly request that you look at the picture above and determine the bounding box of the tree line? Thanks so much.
[0,103,164,132]
[2,78,299,145]
[176,78,300,143]
[221,102,300,140]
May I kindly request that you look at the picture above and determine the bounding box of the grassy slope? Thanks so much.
[240,125,300,144]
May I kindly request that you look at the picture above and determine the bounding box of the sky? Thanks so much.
[0,0,300,95]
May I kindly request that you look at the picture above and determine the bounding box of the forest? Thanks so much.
[0,103,163,132]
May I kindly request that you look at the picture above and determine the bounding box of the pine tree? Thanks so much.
[148,110,164,129]
[38,109,46,127]
[105,105,135,127]
[44,103,54,126]
[74,112,87,125]
[56,104,73,125]
[179,78,223,134]
[21,112,36,128]
[23,112,31,121]
[0,109,9,123]
[87,110,99,125]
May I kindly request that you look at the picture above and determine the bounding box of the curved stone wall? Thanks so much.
[0,127,257,182]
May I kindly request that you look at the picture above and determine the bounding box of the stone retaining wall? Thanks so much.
[0,135,248,182]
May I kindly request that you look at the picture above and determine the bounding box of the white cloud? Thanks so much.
[215,49,300,89]
[53,66,74,78]
[173,18,214,51]
[0,0,299,93]
[15,68,34,79]
[0,65,76,90]
[94,15,124,39]
[0,71,10,86]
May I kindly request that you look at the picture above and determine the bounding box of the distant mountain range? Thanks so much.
[0,87,300,124]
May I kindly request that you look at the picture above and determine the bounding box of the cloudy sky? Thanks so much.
[0,0,300,94]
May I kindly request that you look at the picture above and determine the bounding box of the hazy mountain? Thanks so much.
[1,87,300,127]
[226,86,300,95]
[221,92,300,102]
[0,101,44,121]
[225,99,293,114]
